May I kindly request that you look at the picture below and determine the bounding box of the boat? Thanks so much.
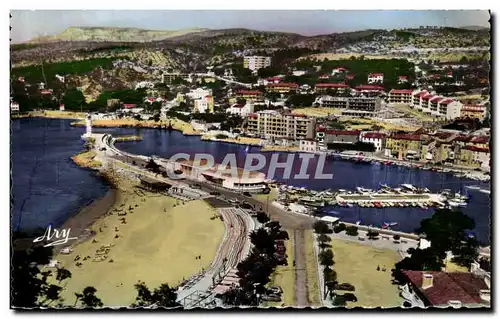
[418,203,425,209]
[382,222,398,229]
[465,185,482,191]
[346,203,354,208]
[447,199,468,208]
[401,184,418,192]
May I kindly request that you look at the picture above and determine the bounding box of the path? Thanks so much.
[293,229,309,307]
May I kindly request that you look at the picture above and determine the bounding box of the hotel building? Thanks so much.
[246,110,316,140]
[243,56,272,71]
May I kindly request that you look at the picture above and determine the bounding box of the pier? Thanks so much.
[336,193,446,204]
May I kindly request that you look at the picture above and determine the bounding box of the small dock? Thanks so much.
[114,135,143,142]
[336,193,446,204]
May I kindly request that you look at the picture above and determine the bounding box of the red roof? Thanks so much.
[146,97,156,102]
[413,90,427,97]
[362,132,385,139]
[422,94,434,101]
[464,145,490,153]
[238,90,262,95]
[398,75,408,79]
[319,74,330,79]
[434,132,454,140]
[334,67,348,71]
[248,113,258,118]
[346,74,355,79]
[265,76,282,82]
[40,89,53,95]
[454,135,472,142]
[315,83,349,89]
[470,136,489,144]
[430,96,443,103]
[266,83,298,88]
[431,74,441,79]
[402,270,489,306]
[439,99,455,105]
[326,130,360,136]
[123,104,137,109]
[355,85,384,91]
[390,89,413,94]
[389,134,422,141]
[368,73,384,77]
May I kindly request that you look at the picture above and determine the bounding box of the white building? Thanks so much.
[55,74,65,83]
[367,73,384,84]
[243,56,271,71]
[359,132,386,152]
[299,139,317,152]
[292,70,307,77]
[187,88,213,100]
[331,67,348,76]
[10,101,19,112]
[194,96,214,113]
[135,81,154,90]
[226,103,255,117]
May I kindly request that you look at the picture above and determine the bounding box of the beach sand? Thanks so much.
[52,180,224,307]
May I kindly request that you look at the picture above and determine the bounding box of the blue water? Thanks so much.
[11,119,491,244]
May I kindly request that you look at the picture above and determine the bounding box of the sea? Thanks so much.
[11,118,492,244]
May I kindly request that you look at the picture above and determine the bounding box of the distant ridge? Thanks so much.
[459,25,490,31]
[28,26,210,43]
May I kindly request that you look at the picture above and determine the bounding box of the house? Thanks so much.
[345,74,355,80]
[145,97,164,104]
[123,104,137,109]
[354,85,385,97]
[447,71,453,78]
[460,104,487,121]
[263,76,282,85]
[292,70,307,77]
[226,103,254,117]
[265,83,299,94]
[359,132,386,152]
[398,75,408,84]
[318,74,330,80]
[320,129,360,145]
[367,73,384,84]
[40,89,53,95]
[17,77,25,82]
[299,139,317,152]
[59,104,65,111]
[331,67,348,76]
[385,134,425,159]
[400,270,490,308]
[55,74,65,83]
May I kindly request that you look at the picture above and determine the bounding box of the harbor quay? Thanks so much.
[336,193,446,204]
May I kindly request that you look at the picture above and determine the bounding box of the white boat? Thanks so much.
[447,199,468,208]
[338,189,347,193]
[479,189,491,195]
[401,184,417,192]
[346,203,354,208]
[465,185,481,191]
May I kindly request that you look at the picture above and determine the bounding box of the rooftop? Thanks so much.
[316,83,349,88]
[402,270,489,306]
[362,132,386,139]
[355,85,385,91]
[389,134,423,141]
[326,130,360,136]
[390,89,413,94]
[266,82,299,88]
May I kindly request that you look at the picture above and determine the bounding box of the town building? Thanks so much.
[319,129,360,145]
[265,83,299,94]
[162,72,189,84]
[314,83,350,94]
[10,101,19,112]
[187,88,213,100]
[400,270,490,308]
[226,103,255,117]
[246,110,316,140]
[236,90,264,103]
[314,96,382,115]
[331,67,348,76]
[354,85,385,97]
[367,73,384,84]
[299,139,317,152]
[194,96,215,113]
[389,89,413,104]
[292,70,307,77]
[243,55,272,71]
[359,132,386,152]
[385,133,426,159]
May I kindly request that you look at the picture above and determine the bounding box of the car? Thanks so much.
[99,147,107,151]
[243,192,252,197]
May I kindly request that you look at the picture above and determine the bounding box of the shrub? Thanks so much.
[345,226,358,236]
[336,283,355,292]
[393,234,401,240]
[367,231,379,239]
[343,293,358,302]
[313,220,330,234]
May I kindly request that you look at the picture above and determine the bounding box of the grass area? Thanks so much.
[44,110,88,119]
[254,187,278,202]
[292,107,342,117]
[329,238,402,308]
[304,230,322,306]
[444,260,469,272]
[391,103,435,122]
[264,231,295,307]
[52,184,224,307]
[72,150,102,169]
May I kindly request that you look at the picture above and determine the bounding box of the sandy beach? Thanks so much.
[49,154,225,307]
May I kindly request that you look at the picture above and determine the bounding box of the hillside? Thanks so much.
[29,26,209,43]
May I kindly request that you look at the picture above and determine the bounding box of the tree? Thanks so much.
[393,234,401,241]
[313,220,331,234]
[62,88,86,111]
[345,226,358,236]
[318,249,334,268]
[56,268,72,283]
[317,234,331,250]
[12,243,70,308]
[74,286,103,308]
[132,281,180,308]
[367,231,379,240]
[256,212,270,224]
[452,237,479,267]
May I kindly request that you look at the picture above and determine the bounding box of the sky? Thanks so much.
[10,10,491,43]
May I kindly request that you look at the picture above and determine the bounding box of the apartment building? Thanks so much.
[187,88,213,100]
[162,72,189,84]
[243,55,272,71]
[299,139,317,152]
[194,96,214,113]
[455,145,490,169]
[314,83,350,94]
[226,103,254,117]
[236,90,264,103]
[367,73,384,84]
[389,89,413,104]
[398,75,409,84]
[265,83,299,94]
[354,85,385,97]
[246,110,316,140]
[460,104,487,121]
[413,90,463,120]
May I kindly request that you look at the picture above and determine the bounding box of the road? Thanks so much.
[99,134,317,307]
